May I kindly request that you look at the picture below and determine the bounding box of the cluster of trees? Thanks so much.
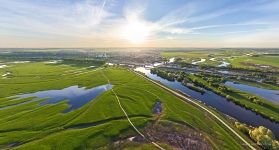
[249,126,279,150]
[61,59,105,67]
[190,78,206,89]
[218,85,229,92]
[189,74,276,122]
[175,71,187,82]
[248,96,263,105]
[150,68,175,81]
[235,122,249,134]
[150,69,206,93]
[235,123,279,150]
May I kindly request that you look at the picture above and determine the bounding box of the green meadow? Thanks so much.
[0,62,253,149]
[161,50,279,70]
[229,55,279,69]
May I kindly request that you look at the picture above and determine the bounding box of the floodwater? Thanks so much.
[0,64,7,68]
[169,57,175,63]
[135,67,279,138]
[192,59,206,65]
[15,84,113,112]
[225,81,279,104]
[218,61,230,67]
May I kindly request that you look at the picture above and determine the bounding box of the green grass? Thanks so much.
[229,55,279,69]
[0,62,251,149]
[161,50,279,69]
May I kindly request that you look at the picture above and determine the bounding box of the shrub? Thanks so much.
[235,122,249,135]
[249,126,278,150]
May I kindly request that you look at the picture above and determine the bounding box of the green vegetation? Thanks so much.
[187,73,279,122]
[235,122,250,135]
[235,122,279,150]
[249,126,279,150]
[0,62,251,149]
[150,68,205,94]
[150,68,279,122]
[150,68,175,81]
[229,55,279,69]
[161,50,279,71]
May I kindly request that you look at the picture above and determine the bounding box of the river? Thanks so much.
[135,67,279,138]
[225,81,279,104]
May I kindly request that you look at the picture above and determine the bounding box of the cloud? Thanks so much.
[1,0,279,47]
[0,0,114,37]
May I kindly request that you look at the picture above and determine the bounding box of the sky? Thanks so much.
[0,0,279,48]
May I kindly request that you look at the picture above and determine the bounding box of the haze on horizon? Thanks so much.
[0,0,279,48]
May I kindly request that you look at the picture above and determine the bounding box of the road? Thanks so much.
[133,70,256,150]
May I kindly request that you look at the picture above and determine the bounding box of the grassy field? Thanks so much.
[161,50,251,66]
[229,55,279,69]
[0,61,253,149]
[161,50,279,69]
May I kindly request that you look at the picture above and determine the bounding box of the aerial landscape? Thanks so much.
[0,0,278,150]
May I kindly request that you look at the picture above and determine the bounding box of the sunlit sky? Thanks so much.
[0,0,279,48]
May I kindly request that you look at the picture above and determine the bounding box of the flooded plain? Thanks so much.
[15,84,113,112]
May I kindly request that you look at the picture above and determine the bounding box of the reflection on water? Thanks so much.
[15,84,113,112]
[225,81,279,104]
[135,67,279,138]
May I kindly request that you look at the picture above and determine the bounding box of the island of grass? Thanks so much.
[0,61,255,149]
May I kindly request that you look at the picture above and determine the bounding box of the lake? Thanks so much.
[14,84,113,112]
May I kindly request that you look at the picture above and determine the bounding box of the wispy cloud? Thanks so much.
[0,0,279,47]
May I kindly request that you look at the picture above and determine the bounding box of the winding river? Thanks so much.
[135,67,279,138]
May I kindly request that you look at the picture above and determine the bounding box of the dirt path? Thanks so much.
[101,70,165,150]
[133,70,256,150]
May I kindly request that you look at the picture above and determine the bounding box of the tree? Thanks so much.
[249,126,278,150]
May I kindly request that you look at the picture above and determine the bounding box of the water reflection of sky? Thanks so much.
[225,81,279,104]
[135,67,279,139]
[15,84,113,112]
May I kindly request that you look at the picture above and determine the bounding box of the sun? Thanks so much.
[120,20,150,44]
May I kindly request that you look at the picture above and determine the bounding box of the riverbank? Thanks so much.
[188,74,279,123]
[136,67,279,139]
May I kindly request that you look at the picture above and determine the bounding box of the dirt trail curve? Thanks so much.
[133,70,256,150]
[101,71,165,150]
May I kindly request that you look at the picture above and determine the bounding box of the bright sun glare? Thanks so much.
[120,20,150,45]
